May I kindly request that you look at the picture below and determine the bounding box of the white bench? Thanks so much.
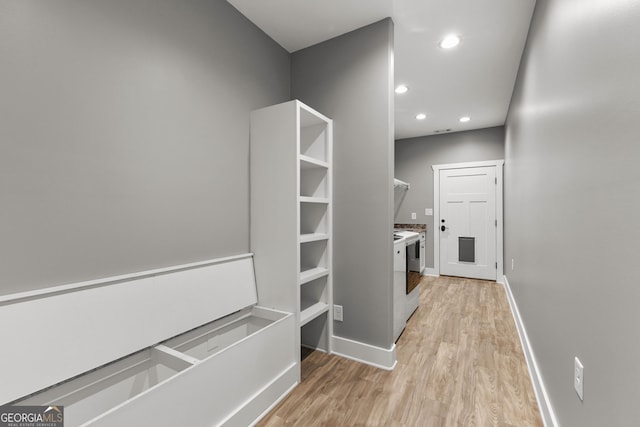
[1,254,296,426]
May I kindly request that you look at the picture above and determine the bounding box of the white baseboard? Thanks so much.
[234,363,298,427]
[502,275,559,427]
[422,267,438,277]
[331,335,397,370]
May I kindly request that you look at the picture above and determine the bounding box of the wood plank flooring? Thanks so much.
[258,276,543,427]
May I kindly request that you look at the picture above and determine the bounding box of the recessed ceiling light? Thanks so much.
[416,113,427,120]
[459,116,471,123]
[439,34,461,49]
[395,84,409,94]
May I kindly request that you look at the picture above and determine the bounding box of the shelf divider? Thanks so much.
[299,267,329,285]
[299,233,329,243]
[300,301,329,326]
[299,154,329,169]
[299,196,329,204]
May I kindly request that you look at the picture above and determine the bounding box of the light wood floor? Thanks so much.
[258,276,543,427]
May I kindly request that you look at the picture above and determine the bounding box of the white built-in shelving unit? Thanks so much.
[250,100,333,380]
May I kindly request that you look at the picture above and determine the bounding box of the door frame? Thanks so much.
[432,160,504,282]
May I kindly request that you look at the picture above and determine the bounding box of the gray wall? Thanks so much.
[291,19,395,349]
[0,0,290,296]
[504,0,640,425]
[395,127,504,269]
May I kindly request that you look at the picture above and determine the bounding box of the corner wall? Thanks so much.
[504,0,640,425]
[395,127,504,269]
[0,0,290,295]
[291,19,395,349]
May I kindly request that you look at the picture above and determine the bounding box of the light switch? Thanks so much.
[411,212,417,220]
[574,357,584,400]
[425,208,433,216]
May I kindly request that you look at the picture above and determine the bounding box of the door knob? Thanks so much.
[441,225,446,232]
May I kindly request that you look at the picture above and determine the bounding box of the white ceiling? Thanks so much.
[227,0,537,140]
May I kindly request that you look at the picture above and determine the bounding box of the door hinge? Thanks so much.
[495,177,497,184]
[495,219,497,227]
[495,262,498,269]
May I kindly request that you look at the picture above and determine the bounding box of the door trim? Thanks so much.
[432,160,504,281]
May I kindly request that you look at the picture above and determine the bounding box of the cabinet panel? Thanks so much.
[420,231,426,272]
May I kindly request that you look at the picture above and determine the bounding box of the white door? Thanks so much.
[439,166,497,280]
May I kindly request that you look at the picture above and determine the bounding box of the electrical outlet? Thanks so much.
[411,212,417,220]
[574,356,584,401]
[334,304,343,322]
[511,259,515,271]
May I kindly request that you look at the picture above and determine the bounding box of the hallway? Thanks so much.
[259,276,543,426]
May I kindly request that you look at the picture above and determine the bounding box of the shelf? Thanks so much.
[299,267,329,285]
[300,196,329,204]
[300,155,329,170]
[300,301,329,326]
[299,233,329,243]
[394,178,410,190]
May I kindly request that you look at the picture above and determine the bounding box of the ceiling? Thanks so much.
[227,0,537,140]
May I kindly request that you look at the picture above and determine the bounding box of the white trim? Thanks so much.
[228,364,298,427]
[433,167,441,276]
[331,336,397,370]
[432,160,504,280]
[394,178,410,190]
[422,268,438,277]
[496,164,504,280]
[432,159,504,171]
[0,253,254,304]
[249,380,299,427]
[502,275,559,427]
